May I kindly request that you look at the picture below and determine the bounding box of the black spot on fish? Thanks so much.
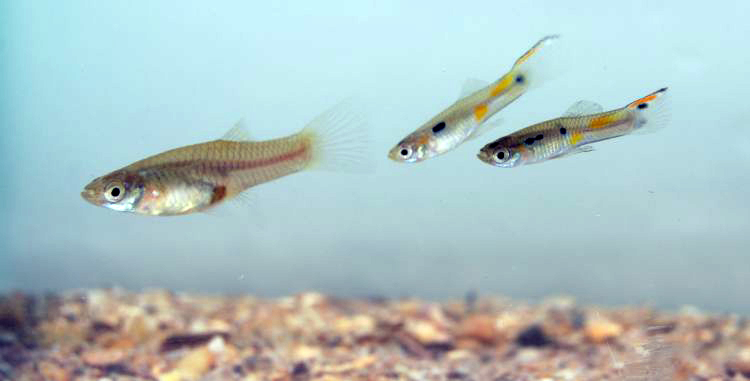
[211,185,227,205]
[524,137,535,145]
[432,121,446,133]
[515,74,525,84]
[638,103,648,109]
[535,134,543,141]
[559,127,567,135]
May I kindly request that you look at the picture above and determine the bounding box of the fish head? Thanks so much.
[477,136,523,168]
[388,131,437,163]
[81,170,145,213]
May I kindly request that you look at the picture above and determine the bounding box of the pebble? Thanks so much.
[38,360,70,381]
[82,348,126,366]
[728,348,750,377]
[293,344,322,360]
[159,347,214,381]
[405,319,451,345]
[584,317,623,343]
[516,325,551,347]
[207,335,226,353]
[334,314,376,337]
[458,315,498,344]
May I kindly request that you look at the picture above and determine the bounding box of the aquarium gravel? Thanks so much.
[1,289,747,381]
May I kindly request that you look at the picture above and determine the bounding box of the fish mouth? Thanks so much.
[80,186,100,205]
[387,148,403,162]
[476,150,492,164]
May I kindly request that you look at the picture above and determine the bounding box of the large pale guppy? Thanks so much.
[81,102,366,216]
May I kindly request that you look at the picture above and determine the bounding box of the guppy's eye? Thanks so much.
[494,148,511,163]
[399,147,413,158]
[104,181,125,203]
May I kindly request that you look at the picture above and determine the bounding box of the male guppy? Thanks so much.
[477,88,669,167]
[81,102,366,216]
[389,35,561,163]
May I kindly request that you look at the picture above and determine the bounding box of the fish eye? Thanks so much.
[399,147,412,158]
[494,148,511,163]
[104,181,125,203]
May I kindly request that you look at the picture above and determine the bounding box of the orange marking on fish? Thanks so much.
[474,104,488,122]
[490,76,513,97]
[416,133,430,147]
[242,144,310,169]
[210,185,227,204]
[162,144,311,174]
[515,48,538,66]
[589,114,616,129]
[627,94,658,109]
[570,132,584,145]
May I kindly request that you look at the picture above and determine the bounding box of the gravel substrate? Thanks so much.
[0,289,747,381]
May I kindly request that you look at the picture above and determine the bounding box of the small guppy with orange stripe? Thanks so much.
[81,102,367,216]
[477,88,670,168]
[388,35,560,163]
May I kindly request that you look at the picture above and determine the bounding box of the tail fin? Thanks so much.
[300,99,372,172]
[513,35,560,67]
[508,34,565,92]
[627,87,670,134]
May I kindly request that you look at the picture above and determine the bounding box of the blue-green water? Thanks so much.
[2,1,748,313]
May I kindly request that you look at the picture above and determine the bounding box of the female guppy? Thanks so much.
[389,35,561,163]
[81,102,366,216]
[477,88,669,167]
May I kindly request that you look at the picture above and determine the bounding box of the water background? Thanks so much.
[2,1,748,313]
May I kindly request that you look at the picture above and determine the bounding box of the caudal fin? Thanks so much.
[300,99,372,172]
[508,34,565,92]
[627,87,670,134]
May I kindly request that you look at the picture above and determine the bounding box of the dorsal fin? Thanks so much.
[563,100,603,117]
[459,78,490,98]
[220,119,253,141]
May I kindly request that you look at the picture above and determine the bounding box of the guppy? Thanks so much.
[81,102,366,216]
[477,88,669,167]
[388,35,560,163]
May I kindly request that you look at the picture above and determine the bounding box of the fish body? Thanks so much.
[388,35,561,163]
[81,102,366,216]
[477,88,669,167]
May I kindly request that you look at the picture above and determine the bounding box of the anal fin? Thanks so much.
[467,118,503,141]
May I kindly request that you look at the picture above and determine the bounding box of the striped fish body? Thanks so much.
[499,109,635,165]
[478,88,669,168]
[118,135,312,216]
[81,101,367,216]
